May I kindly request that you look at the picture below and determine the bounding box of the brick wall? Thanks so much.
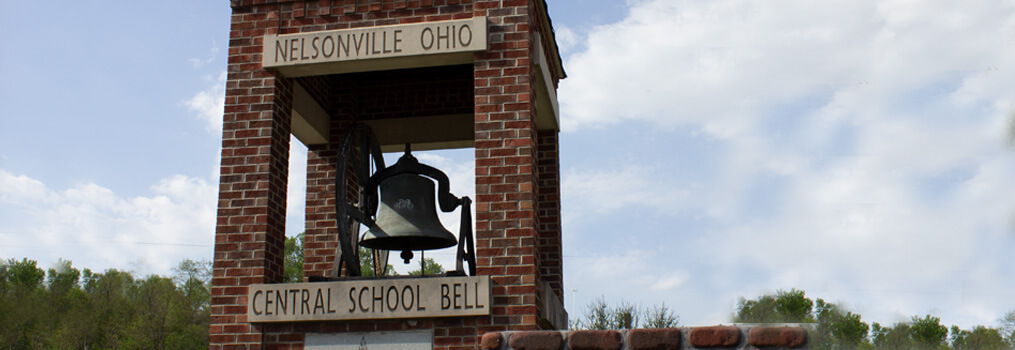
[212,44,294,346]
[480,326,810,350]
[535,130,561,301]
[213,0,564,349]
[347,65,475,119]
[471,0,540,332]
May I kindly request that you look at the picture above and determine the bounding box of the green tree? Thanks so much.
[47,258,81,297]
[575,297,613,330]
[643,302,680,328]
[51,286,95,349]
[872,321,915,350]
[813,298,870,349]
[173,259,211,300]
[282,233,399,279]
[283,233,304,282]
[84,268,136,348]
[6,258,45,289]
[359,247,395,276]
[44,260,92,349]
[408,257,445,276]
[168,259,211,350]
[1000,310,1015,347]
[571,297,678,330]
[1,258,212,350]
[870,316,946,350]
[736,290,874,349]
[122,275,179,349]
[1,258,49,349]
[611,302,639,329]
[952,325,1008,350]
[910,314,947,349]
[0,261,7,345]
[734,289,815,323]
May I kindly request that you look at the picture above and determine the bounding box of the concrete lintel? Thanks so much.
[534,36,560,132]
[291,82,330,146]
[271,52,476,78]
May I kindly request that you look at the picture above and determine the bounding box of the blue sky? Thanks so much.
[2,0,1015,330]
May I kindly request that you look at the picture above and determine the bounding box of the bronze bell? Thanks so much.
[360,173,458,262]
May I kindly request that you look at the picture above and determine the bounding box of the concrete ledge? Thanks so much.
[482,325,809,350]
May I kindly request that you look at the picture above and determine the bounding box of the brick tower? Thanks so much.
[211,0,566,349]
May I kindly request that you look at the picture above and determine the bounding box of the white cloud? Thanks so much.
[0,169,216,276]
[562,166,690,214]
[286,136,309,237]
[183,71,227,133]
[558,0,1015,328]
[560,0,1015,134]
[0,171,52,203]
[553,25,580,57]
[650,272,690,292]
[188,41,219,69]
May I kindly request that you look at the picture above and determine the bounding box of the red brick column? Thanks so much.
[473,0,542,332]
[303,121,355,280]
[536,130,562,300]
[303,143,339,279]
[211,5,293,349]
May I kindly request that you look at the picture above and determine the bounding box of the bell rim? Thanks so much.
[358,235,458,251]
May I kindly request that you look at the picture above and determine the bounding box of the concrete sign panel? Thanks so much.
[262,17,487,68]
[305,331,432,350]
[247,276,491,322]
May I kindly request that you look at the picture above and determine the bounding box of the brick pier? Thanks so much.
[211,0,566,349]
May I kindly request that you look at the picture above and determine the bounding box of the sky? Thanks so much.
[2,0,1015,330]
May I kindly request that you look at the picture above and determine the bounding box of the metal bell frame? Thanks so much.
[332,124,477,278]
[332,124,387,278]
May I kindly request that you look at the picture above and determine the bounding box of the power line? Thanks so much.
[0,240,210,248]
